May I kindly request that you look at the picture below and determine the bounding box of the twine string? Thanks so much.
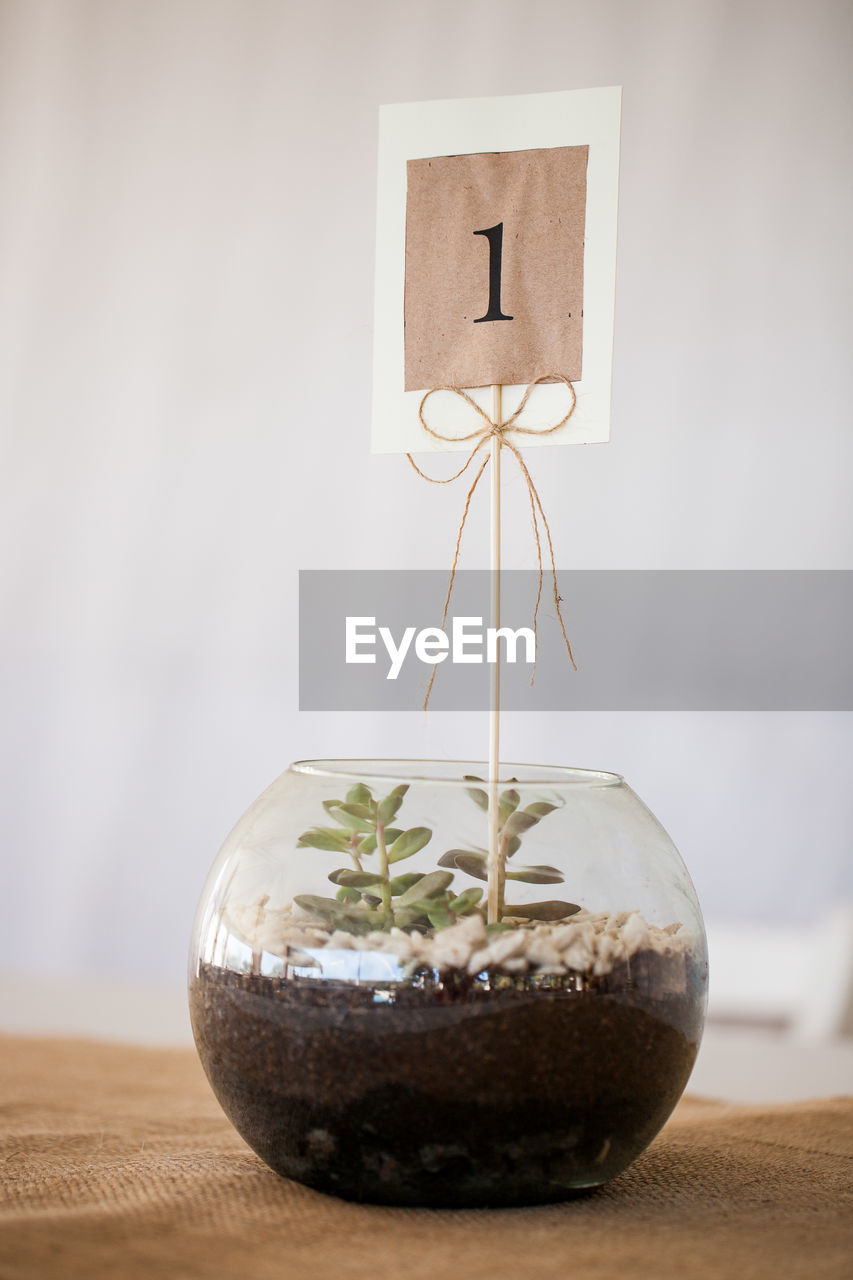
[406,373,578,710]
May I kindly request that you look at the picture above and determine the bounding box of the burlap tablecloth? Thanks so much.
[1,1034,851,1279]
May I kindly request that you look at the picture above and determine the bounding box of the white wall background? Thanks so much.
[1,0,851,989]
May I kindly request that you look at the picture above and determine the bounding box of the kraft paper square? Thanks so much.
[405,146,588,392]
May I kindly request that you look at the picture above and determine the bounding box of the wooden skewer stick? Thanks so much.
[487,383,502,925]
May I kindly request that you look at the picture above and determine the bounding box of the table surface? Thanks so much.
[1,1034,851,1280]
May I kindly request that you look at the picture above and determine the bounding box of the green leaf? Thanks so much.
[499,789,520,821]
[328,803,375,833]
[358,831,377,856]
[335,886,361,903]
[388,872,425,896]
[294,894,383,933]
[297,827,352,852]
[448,887,483,914]
[321,799,344,817]
[330,870,384,889]
[294,893,358,919]
[505,864,565,885]
[526,801,558,819]
[446,850,488,881]
[438,848,469,868]
[391,907,429,930]
[501,809,540,838]
[346,783,374,807]
[503,835,522,858]
[504,900,581,920]
[427,906,453,930]
[377,783,409,825]
[361,828,401,856]
[463,775,489,810]
[394,870,453,908]
[387,826,432,863]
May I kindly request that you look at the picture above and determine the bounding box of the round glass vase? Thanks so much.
[189,760,708,1207]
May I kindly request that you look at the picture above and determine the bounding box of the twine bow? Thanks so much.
[406,373,578,709]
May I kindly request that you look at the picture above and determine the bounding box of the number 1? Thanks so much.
[473,223,513,323]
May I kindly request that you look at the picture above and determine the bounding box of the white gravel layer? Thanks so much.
[225,899,699,980]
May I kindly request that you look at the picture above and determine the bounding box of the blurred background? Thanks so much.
[1,0,851,1098]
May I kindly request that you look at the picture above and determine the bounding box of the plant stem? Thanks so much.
[487,781,502,924]
[375,820,393,928]
[348,834,364,872]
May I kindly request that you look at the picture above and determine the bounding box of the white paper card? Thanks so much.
[372,87,622,454]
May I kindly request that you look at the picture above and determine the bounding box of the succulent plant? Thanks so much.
[438,777,579,921]
[294,782,482,933]
[295,776,579,932]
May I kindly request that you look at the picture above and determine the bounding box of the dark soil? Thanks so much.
[190,951,706,1207]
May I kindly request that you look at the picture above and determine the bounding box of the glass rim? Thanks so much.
[291,759,624,788]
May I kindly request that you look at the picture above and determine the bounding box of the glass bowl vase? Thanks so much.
[189,759,708,1207]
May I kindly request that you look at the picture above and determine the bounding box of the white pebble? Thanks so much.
[487,930,528,965]
[593,934,615,975]
[455,914,487,946]
[622,912,650,953]
[526,938,563,970]
[433,936,474,972]
[467,947,493,976]
[550,923,580,949]
[563,938,594,972]
[325,931,356,950]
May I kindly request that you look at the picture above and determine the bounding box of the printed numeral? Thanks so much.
[473,223,513,323]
